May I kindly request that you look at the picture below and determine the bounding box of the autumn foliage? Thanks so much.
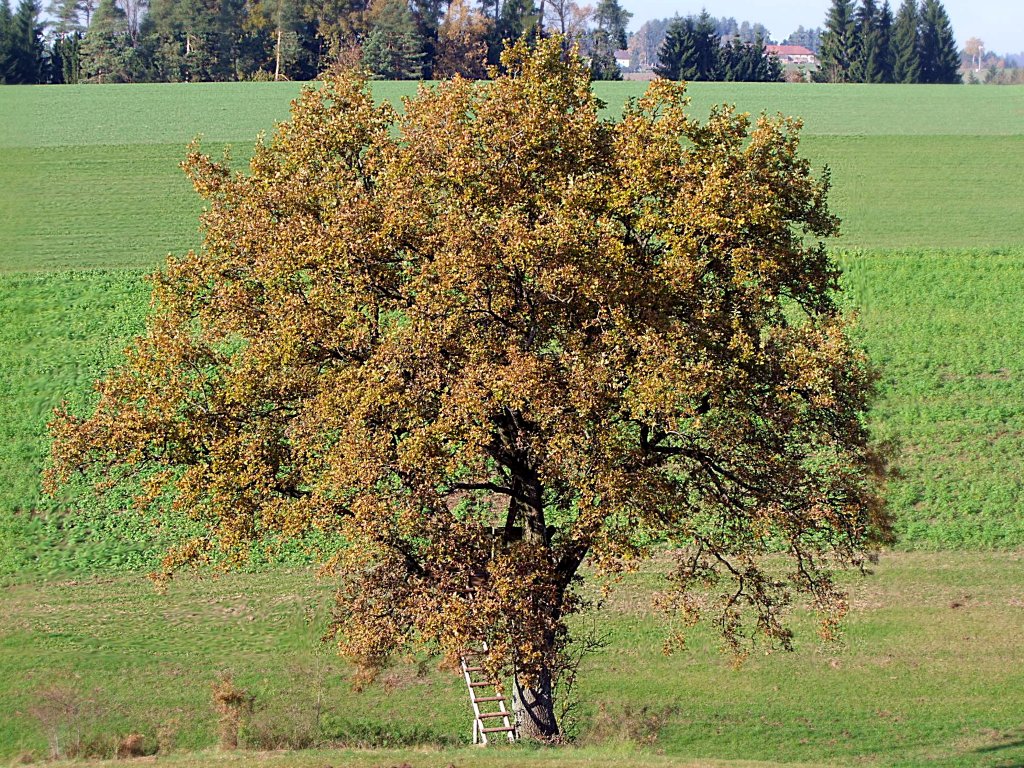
[47,38,888,739]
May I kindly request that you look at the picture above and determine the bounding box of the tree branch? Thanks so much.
[446,481,514,496]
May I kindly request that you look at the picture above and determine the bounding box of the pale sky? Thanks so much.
[623,0,1024,55]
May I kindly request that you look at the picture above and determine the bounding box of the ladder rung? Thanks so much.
[464,666,485,672]
[473,695,505,703]
[477,711,509,718]
[481,726,516,733]
[468,681,495,687]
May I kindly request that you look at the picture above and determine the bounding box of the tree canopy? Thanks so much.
[48,38,889,740]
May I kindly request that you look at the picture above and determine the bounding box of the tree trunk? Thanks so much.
[274,28,282,81]
[513,663,558,740]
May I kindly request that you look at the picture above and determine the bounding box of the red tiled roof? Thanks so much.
[765,45,815,56]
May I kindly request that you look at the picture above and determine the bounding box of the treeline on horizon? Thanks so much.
[816,0,959,83]
[648,12,782,82]
[4,0,638,84]
[0,0,998,85]
[0,0,780,85]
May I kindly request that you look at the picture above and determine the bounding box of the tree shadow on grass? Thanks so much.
[972,729,1024,768]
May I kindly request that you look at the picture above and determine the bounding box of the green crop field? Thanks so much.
[1,80,1023,767]
[1,83,1022,271]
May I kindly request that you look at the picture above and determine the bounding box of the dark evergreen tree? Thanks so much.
[918,0,959,83]
[891,0,919,82]
[0,1,14,83]
[409,0,443,77]
[720,36,745,80]
[141,0,246,81]
[51,30,82,82]
[690,11,721,79]
[655,16,712,80]
[7,0,45,82]
[361,0,424,79]
[589,0,630,80]
[721,35,781,82]
[818,0,856,82]
[80,0,139,81]
[655,12,779,83]
[874,1,894,82]
[654,16,693,80]
[849,0,878,82]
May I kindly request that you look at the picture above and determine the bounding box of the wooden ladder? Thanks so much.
[460,647,516,745]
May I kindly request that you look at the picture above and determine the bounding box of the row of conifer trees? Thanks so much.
[0,0,964,85]
[0,0,635,84]
[817,0,960,83]
[653,12,783,83]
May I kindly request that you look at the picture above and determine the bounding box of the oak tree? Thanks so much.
[48,38,889,740]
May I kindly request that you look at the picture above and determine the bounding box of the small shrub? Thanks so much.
[211,674,254,751]
[77,732,119,759]
[24,680,103,759]
[115,733,146,759]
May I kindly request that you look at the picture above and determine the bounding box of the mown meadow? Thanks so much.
[1,81,1023,766]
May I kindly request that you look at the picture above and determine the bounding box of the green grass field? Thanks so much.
[3,252,1024,575]
[1,80,1023,767]
[2,552,1022,767]
[1,83,1022,271]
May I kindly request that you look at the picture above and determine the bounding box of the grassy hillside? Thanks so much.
[803,135,1024,248]
[1,83,1022,271]
[842,250,1024,546]
[2,250,1023,575]
[0,146,204,272]
[0,84,1022,562]
[4,82,1020,149]
[5,136,1018,272]
[2,552,1022,767]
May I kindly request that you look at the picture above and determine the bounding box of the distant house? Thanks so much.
[765,45,817,66]
[615,50,631,69]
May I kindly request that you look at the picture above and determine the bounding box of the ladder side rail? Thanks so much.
[495,697,515,742]
[461,656,488,745]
